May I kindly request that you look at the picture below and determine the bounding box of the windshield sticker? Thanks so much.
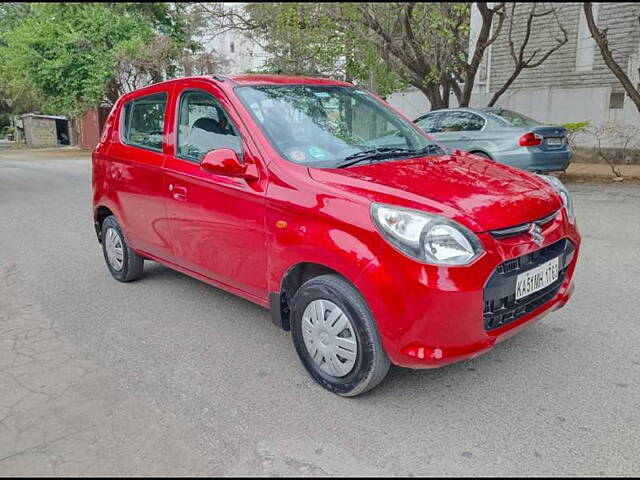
[290,149,307,162]
[308,146,326,159]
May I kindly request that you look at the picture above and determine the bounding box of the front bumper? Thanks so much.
[354,210,580,369]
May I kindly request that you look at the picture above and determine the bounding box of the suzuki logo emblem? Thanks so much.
[528,223,544,246]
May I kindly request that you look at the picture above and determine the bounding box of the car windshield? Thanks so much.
[486,108,541,127]
[235,85,439,167]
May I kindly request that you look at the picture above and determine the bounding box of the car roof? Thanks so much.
[118,74,355,103]
[122,74,354,99]
[414,106,500,121]
[227,74,353,87]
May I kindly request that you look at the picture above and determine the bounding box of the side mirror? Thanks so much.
[200,149,258,180]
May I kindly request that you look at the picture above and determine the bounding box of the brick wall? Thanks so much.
[23,116,58,148]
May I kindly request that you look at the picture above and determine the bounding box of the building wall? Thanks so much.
[487,3,640,93]
[202,3,269,75]
[22,116,58,148]
[207,30,269,75]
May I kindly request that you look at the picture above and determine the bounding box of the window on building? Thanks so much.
[230,42,235,53]
[609,91,625,109]
[576,3,599,72]
[122,92,167,152]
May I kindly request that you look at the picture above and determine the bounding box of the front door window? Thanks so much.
[177,90,243,162]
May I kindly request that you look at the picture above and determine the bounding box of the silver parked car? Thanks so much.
[413,107,572,172]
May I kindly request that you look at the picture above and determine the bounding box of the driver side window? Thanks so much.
[177,90,243,163]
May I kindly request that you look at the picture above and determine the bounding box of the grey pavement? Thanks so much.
[0,148,639,476]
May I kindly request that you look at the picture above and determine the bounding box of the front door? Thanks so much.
[163,84,268,300]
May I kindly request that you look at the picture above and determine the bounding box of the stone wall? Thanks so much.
[23,116,58,148]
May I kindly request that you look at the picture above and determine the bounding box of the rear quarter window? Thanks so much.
[121,92,168,152]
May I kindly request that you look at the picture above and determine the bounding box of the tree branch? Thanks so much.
[488,2,568,107]
[584,2,640,113]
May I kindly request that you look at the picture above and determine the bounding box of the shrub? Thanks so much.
[557,121,590,149]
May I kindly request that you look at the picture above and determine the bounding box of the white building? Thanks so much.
[201,3,270,75]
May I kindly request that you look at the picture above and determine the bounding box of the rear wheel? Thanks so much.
[101,216,144,282]
[471,151,492,160]
[290,274,390,396]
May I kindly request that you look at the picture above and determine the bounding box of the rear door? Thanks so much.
[162,80,268,300]
[105,86,174,260]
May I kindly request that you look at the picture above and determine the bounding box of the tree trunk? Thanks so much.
[417,84,444,111]
[458,73,475,107]
[584,2,640,114]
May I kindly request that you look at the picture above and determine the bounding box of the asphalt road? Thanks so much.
[1,148,639,476]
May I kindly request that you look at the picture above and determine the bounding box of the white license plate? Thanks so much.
[515,256,560,300]
[547,137,563,145]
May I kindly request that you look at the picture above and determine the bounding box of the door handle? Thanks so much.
[169,184,188,201]
[110,166,122,180]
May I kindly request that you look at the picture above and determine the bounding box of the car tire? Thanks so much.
[100,216,144,282]
[290,274,390,396]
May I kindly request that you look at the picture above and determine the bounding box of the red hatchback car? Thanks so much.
[92,75,580,396]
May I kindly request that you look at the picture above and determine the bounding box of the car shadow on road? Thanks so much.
[137,260,561,401]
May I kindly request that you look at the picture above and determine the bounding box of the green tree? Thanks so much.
[0,3,205,115]
[200,2,507,107]
[198,2,406,96]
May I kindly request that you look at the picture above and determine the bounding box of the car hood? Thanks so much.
[307,153,562,232]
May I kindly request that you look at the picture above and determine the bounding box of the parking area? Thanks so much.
[1,148,639,476]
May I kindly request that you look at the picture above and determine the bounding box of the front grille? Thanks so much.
[490,210,558,239]
[497,258,520,275]
[483,239,575,331]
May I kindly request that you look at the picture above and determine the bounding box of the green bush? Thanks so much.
[559,121,590,135]
[555,121,590,149]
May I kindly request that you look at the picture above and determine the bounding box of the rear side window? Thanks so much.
[121,92,167,152]
[415,113,442,133]
[438,112,485,132]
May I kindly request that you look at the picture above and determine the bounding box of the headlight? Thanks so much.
[370,203,484,265]
[538,175,575,222]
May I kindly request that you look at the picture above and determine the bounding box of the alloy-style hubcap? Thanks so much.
[301,299,358,378]
[105,227,124,272]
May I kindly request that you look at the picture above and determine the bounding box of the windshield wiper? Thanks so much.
[336,145,443,169]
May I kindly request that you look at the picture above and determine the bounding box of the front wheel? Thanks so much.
[290,274,390,396]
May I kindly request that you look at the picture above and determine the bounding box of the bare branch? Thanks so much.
[488,2,568,107]
[583,2,640,113]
